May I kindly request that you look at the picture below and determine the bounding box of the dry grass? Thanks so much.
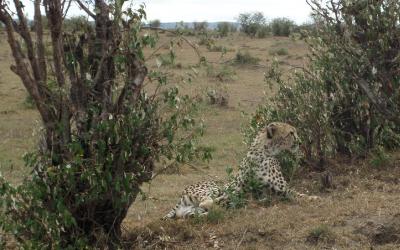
[1,31,400,249]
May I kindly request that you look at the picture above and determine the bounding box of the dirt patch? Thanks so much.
[124,220,200,249]
[354,214,400,245]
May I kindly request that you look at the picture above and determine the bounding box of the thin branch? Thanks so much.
[354,77,400,124]
[75,0,95,19]
[13,0,42,82]
[142,26,203,60]
[0,7,55,124]
[145,37,179,61]
[62,0,72,19]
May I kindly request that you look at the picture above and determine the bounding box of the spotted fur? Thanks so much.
[163,122,316,219]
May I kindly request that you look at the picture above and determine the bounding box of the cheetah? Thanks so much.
[163,122,317,219]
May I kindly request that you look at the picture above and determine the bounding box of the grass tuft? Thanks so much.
[269,47,289,56]
[233,50,260,65]
[306,224,335,245]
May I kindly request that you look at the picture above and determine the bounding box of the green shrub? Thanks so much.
[23,94,35,109]
[369,146,391,168]
[198,34,215,47]
[149,19,161,28]
[269,48,289,56]
[192,207,225,224]
[271,18,295,37]
[256,25,270,38]
[157,51,176,67]
[246,0,400,165]
[206,64,236,82]
[175,21,195,36]
[0,3,212,248]
[275,151,300,182]
[207,44,225,52]
[306,225,335,245]
[193,21,208,33]
[234,50,260,65]
[223,166,247,208]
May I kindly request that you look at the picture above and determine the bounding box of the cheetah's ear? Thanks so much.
[266,123,276,139]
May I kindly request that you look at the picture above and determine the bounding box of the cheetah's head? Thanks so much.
[252,122,300,156]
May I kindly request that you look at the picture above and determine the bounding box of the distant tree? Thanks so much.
[271,17,295,36]
[238,12,266,37]
[149,19,161,28]
[63,16,92,32]
[193,21,208,32]
[217,22,237,37]
[257,25,271,38]
[175,21,195,35]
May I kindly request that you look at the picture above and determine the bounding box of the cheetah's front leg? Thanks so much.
[265,171,319,201]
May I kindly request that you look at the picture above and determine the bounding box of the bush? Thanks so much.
[157,51,176,67]
[149,19,161,28]
[369,146,391,168]
[271,18,295,36]
[193,21,208,33]
[246,0,400,167]
[0,2,212,248]
[269,48,289,56]
[306,225,335,245]
[175,21,195,36]
[217,22,237,37]
[198,34,215,47]
[23,94,35,109]
[274,151,300,182]
[234,50,260,65]
[238,12,266,37]
[192,206,226,224]
[256,25,270,38]
[223,166,247,208]
[206,64,236,82]
[207,45,225,52]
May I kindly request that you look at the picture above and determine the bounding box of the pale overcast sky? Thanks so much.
[22,0,312,24]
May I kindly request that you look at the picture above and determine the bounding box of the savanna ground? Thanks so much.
[1,30,399,249]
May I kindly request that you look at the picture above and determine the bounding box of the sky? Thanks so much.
[22,0,313,24]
